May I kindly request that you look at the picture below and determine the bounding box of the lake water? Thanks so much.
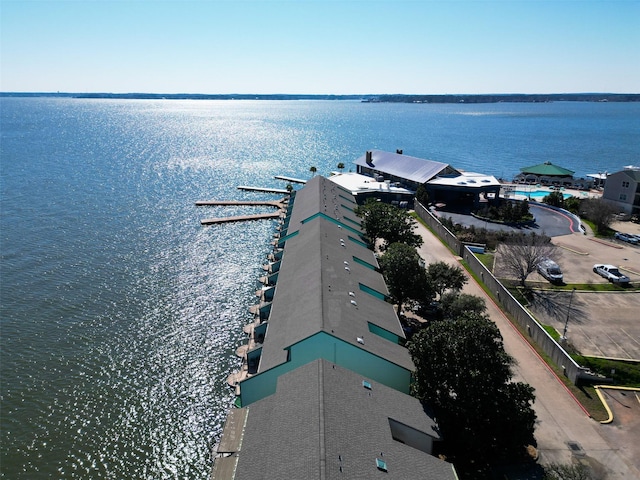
[1,98,639,478]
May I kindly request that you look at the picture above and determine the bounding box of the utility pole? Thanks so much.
[562,288,576,343]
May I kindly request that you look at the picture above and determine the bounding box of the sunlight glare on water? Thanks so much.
[1,98,639,478]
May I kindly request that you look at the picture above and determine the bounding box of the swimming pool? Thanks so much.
[513,190,573,199]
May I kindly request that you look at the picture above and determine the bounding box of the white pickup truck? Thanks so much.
[592,264,630,284]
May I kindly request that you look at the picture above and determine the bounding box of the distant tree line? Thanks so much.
[372,93,640,103]
[2,92,638,103]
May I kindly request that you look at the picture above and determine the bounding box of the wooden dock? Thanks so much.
[237,185,290,194]
[197,191,288,225]
[201,212,281,225]
[195,200,284,207]
[274,175,306,184]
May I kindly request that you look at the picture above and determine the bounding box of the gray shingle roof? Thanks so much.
[233,360,456,480]
[257,177,412,373]
[354,150,454,184]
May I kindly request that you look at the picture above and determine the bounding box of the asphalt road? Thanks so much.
[432,202,579,237]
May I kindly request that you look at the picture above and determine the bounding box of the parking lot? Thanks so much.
[495,230,640,360]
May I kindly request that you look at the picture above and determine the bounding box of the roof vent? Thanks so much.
[357,336,365,344]
[350,300,357,306]
[345,266,350,273]
[349,291,355,297]
[344,261,349,266]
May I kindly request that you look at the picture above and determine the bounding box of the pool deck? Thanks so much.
[502,183,602,201]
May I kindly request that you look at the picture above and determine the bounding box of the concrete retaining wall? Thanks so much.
[414,202,588,384]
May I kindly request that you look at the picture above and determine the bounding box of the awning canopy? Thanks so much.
[519,161,575,176]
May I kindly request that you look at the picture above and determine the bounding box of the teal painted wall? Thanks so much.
[368,322,401,344]
[239,332,411,405]
[291,333,411,394]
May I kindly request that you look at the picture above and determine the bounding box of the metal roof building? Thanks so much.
[354,150,458,188]
[352,150,501,208]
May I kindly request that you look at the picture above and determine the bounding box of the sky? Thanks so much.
[1,0,639,95]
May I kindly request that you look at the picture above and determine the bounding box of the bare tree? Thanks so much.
[581,198,617,234]
[499,232,557,286]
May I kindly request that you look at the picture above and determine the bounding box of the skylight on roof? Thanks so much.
[362,380,372,390]
[376,458,388,472]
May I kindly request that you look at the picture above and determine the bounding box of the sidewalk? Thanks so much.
[413,221,640,479]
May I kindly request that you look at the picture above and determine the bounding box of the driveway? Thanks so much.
[432,202,578,237]
[414,220,640,478]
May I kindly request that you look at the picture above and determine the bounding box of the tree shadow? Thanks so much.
[529,289,587,326]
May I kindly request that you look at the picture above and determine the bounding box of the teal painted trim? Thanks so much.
[239,360,298,406]
[368,322,401,344]
[347,235,369,248]
[301,212,362,235]
[336,185,354,197]
[288,332,412,393]
[358,282,387,300]
[343,216,361,228]
[240,332,412,405]
[352,256,377,271]
[340,203,355,212]
[277,229,299,247]
[339,194,356,204]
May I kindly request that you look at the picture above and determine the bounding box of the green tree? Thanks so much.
[337,162,345,173]
[543,191,565,207]
[286,183,294,194]
[409,315,536,473]
[581,198,617,234]
[354,199,423,250]
[416,184,430,206]
[309,165,317,177]
[379,242,429,315]
[425,261,467,300]
[439,292,486,320]
[564,196,581,214]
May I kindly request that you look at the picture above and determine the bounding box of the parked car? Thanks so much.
[537,258,563,283]
[592,264,631,284]
[614,232,639,245]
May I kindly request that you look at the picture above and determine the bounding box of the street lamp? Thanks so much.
[562,288,576,342]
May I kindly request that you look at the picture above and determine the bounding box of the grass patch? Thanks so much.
[546,283,640,292]
[573,356,640,388]
[581,219,615,238]
[508,287,530,306]
[543,325,560,342]
[476,253,494,271]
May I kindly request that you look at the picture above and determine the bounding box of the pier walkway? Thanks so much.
[195,200,284,207]
[196,199,286,225]
[201,212,281,225]
[274,175,306,184]
[237,185,290,194]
